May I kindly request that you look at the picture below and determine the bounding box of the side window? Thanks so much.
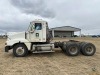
[35,23,42,30]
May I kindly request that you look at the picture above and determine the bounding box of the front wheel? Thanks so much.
[13,44,28,57]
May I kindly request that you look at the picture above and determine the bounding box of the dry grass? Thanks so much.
[0,38,100,75]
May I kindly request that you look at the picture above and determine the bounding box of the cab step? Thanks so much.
[32,50,55,53]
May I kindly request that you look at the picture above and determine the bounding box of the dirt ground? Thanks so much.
[0,38,100,75]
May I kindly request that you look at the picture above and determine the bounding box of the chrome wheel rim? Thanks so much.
[85,46,94,54]
[69,46,78,54]
[16,47,25,55]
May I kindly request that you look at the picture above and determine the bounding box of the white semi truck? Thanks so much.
[5,19,96,57]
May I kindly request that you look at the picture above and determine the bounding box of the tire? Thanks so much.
[13,44,28,57]
[61,45,65,52]
[60,42,66,52]
[81,43,96,56]
[79,42,86,47]
[65,42,79,56]
[79,42,87,54]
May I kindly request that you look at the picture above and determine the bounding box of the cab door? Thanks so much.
[30,23,43,42]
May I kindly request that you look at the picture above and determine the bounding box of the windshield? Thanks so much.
[28,24,35,31]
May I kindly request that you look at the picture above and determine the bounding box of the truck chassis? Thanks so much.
[5,40,96,57]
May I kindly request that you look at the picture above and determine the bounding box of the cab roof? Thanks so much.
[31,19,47,24]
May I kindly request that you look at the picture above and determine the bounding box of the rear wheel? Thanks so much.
[60,42,66,52]
[79,42,86,54]
[81,43,96,56]
[65,42,79,56]
[13,44,28,57]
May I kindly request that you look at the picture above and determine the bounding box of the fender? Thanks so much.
[6,38,31,50]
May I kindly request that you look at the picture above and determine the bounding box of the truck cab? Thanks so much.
[5,19,54,57]
[27,20,47,42]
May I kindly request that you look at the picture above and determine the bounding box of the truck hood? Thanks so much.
[7,32,25,40]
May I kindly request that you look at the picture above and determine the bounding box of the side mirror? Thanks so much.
[29,25,35,33]
[28,23,35,33]
[29,30,34,33]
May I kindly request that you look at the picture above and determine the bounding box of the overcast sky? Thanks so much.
[0,0,100,35]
